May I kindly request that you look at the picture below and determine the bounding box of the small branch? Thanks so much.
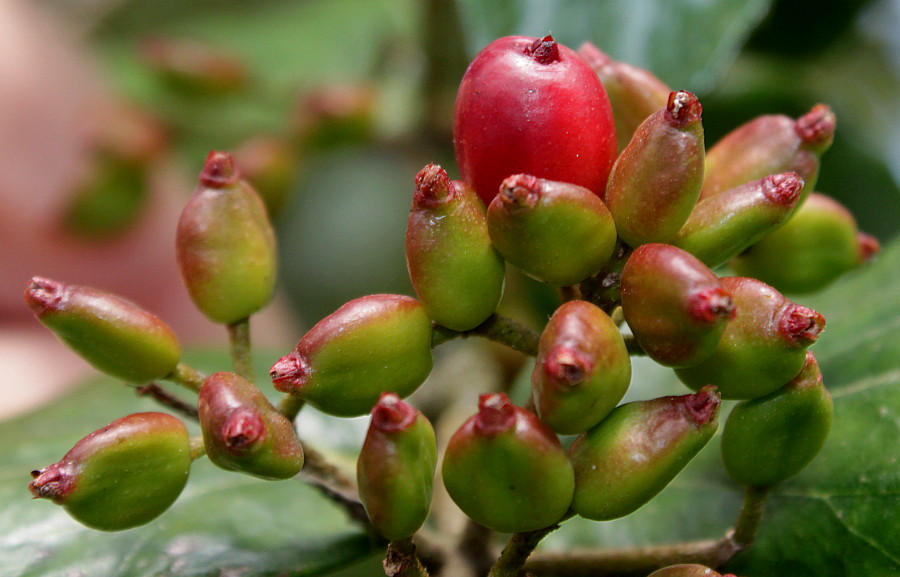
[278,393,306,422]
[384,537,430,577]
[227,318,253,381]
[731,484,772,547]
[135,383,199,420]
[432,314,541,356]
[296,444,369,528]
[622,334,646,356]
[489,521,565,577]
[558,285,581,303]
[165,362,207,392]
[189,434,207,461]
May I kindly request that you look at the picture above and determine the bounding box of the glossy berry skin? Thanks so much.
[29,412,191,531]
[730,192,880,294]
[578,42,670,151]
[647,565,725,577]
[406,164,505,331]
[605,91,705,247]
[532,300,631,434]
[487,174,617,286]
[620,244,735,368]
[569,387,720,521]
[24,277,180,383]
[270,294,433,417]
[176,151,277,325]
[721,352,833,487]
[442,393,575,533]
[198,371,304,480]
[357,393,437,541]
[701,104,836,206]
[454,35,617,205]
[676,277,825,400]
[673,172,804,268]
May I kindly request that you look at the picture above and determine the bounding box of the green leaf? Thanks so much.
[453,0,773,90]
[0,355,376,577]
[541,238,900,574]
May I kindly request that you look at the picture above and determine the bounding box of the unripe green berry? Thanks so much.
[29,412,191,531]
[569,387,720,521]
[578,42,670,151]
[730,192,881,294]
[406,164,505,330]
[673,172,804,268]
[176,151,277,325]
[532,300,631,434]
[721,352,833,486]
[441,393,575,533]
[675,277,825,399]
[270,294,434,417]
[357,393,437,541]
[199,371,304,480]
[24,277,180,383]
[620,244,736,368]
[604,91,705,247]
[487,174,616,286]
[701,104,836,207]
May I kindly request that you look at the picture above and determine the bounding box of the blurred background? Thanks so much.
[1,0,897,419]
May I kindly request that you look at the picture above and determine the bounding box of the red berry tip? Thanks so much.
[414,163,454,207]
[371,392,418,432]
[856,232,881,263]
[543,346,593,387]
[779,304,826,346]
[221,409,266,450]
[200,150,240,188]
[499,174,542,211]
[683,385,721,426]
[28,463,75,502]
[762,172,804,205]
[475,393,517,435]
[24,276,65,316]
[525,35,561,65]
[689,287,736,324]
[795,104,836,148]
[666,91,702,125]
[269,352,310,392]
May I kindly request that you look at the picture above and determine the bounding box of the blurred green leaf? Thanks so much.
[0,353,377,577]
[454,0,772,90]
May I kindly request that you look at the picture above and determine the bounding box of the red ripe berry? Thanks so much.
[454,35,617,205]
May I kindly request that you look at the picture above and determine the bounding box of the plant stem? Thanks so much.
[432,314,540,356]
[165,362,207,392]
[489,521,565,577]
[622,334,646,356]
[731,484,772,547]
[228,318,253,381]
[189,434,207,461]
[135,383,199,420]
[296,444,370,528]
[278,393,306,421]
[384,537,431,577]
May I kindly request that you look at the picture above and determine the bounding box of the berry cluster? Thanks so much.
[26,34,878,576]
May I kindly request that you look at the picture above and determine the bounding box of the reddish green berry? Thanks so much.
[270,294,433,417]
[676,277,825,399]
[441,393,574,533]
[487,174,617,286]
[605,91,705,247]
[569,387,720,521]
[454,35,617,205]
[730,192,881,294]
[647,565,725,577]
[701,104,836,206]
[199,371,304,480]
[24,277,180,383]
[673,172,804,268]
[620,245,735,368]
[176,151,277,325]
[578,42,670,151]
[532,300,631,434]
[406,164,505,331]
[29,412,191,531]
[140,37,249,95]
[357,393,437,541]
[721,352,833,486]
